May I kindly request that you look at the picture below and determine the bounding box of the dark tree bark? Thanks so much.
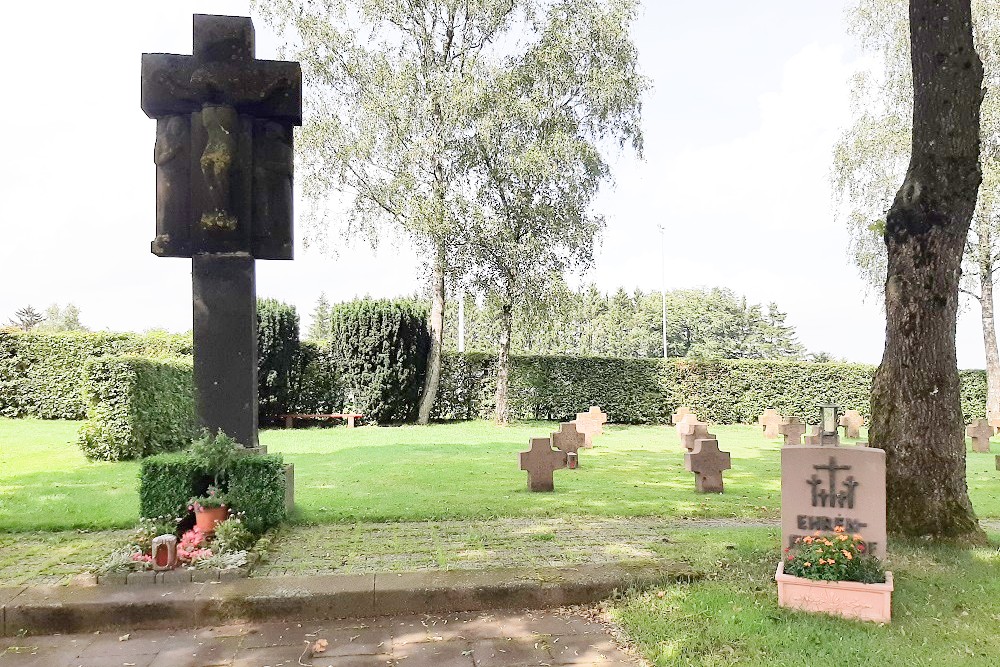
[870,0,986,540]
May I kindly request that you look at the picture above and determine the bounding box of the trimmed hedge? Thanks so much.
[432,353,990,424]
[78,356,196,461]
[139,452,286,534]
[257,299,301,424]
[329,299,430,423]
[0,330,191,419]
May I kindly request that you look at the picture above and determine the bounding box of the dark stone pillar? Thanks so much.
[192,253,258,448]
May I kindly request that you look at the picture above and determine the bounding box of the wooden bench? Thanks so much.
[281,413,364,428]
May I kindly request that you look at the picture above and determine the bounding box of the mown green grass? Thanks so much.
[2,418,999,531]
[611,527,1000,666]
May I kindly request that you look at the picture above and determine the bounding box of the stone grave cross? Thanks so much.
[839,410,865,439]
[966,418,993,453]
[684,438,732,493]
[552,422,585,467]
[141,15,302,448]
[519,438,567,492]
[573,406,608,448]
[758,409,782,439]
[778,416,806,446]
[678,418,712,451]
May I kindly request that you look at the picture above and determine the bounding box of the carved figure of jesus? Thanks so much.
[200,104,239,230]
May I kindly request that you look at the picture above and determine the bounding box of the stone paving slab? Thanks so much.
[0,609,641,666]
[1,563,692,637]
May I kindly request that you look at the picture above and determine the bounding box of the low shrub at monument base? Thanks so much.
[78,355,196,461]
[139,451,286,535]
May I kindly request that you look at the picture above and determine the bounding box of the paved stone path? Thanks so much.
[0,609,640,667]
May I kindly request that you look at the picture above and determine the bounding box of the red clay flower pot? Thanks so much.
[194,506,228,534]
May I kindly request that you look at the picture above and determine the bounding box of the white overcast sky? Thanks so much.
[0,1,991,367]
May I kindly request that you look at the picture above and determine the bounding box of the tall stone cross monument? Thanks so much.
[141,15,302,448]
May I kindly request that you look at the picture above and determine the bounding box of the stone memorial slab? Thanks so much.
[781,445,887,558]
[758,409,782,439]
[684,438,732,493]
[519,437,567,492]
[839,410,865,439]
[678,420,712,452]
[552,422,586,466]
[141,14,302,448]
[966,418,993,453]
[572,406,608,448]
[671,406,692,425]
[778,416,806,446]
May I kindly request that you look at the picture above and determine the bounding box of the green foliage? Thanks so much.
[291,340,341,412]
[7,305,44,331]
[257,298,301,424]
[139,449,286,535]
[434,352,991,424]
[132,515,181,552]
[784,529,885,584]
[38,303,87,332]
[139,452,205,519]
[444,284,806,360]
[212,515,255,554]
[329,298,430,423]
[226,454,287,535]
[0,330,191,419]
[308,292,332,340]
[189,430,241,486]
[77,356,196,461]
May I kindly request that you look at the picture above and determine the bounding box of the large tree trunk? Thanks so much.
[980,274,1000,419]
[494,297,514,425]
[417,240,446,424]
[869,0,985,540]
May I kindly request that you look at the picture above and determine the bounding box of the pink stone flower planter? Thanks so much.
[775,561,893,623]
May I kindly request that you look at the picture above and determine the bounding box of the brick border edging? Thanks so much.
[1,563,698,637]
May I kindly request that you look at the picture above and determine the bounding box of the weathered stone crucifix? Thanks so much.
[141,15,302,448]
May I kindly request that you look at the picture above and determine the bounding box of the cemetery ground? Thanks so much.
[3,419,1000,665]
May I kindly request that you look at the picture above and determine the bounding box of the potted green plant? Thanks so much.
[776,527,892,623]
[188,485,229,534]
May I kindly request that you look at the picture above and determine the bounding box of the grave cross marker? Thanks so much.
[573,406,608,448]
[966,418,993,453]
[519,438,567,492]
[839,410,865,439]
[141,15,302,448]
[552,422,586,466]
[758,409,782,439]
[678,419,712,452]
[671,406,692,425]
[685,438,732,493]
[778,416,806,446]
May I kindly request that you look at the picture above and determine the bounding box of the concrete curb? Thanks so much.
[1,563,697,636]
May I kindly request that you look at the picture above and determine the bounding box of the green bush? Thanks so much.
[0,330,191,419]
[139,452,204,519]
[257,298,301,424]
[139,451,286,535]
[433,353,989,424]
[291,340,341,412]
[78,356,196,460]
[329,298,430,423]
[227,454,287,534]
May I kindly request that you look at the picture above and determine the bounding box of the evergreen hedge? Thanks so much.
[78,355,196,461]
[0,330,191,419]
[432,353,990,424]
[328,299,430,423]
[139,452,286,535]
[257,299,301,424]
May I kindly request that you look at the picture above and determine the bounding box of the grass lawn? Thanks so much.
[2,417,999,531]
[610,527,1000,666]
